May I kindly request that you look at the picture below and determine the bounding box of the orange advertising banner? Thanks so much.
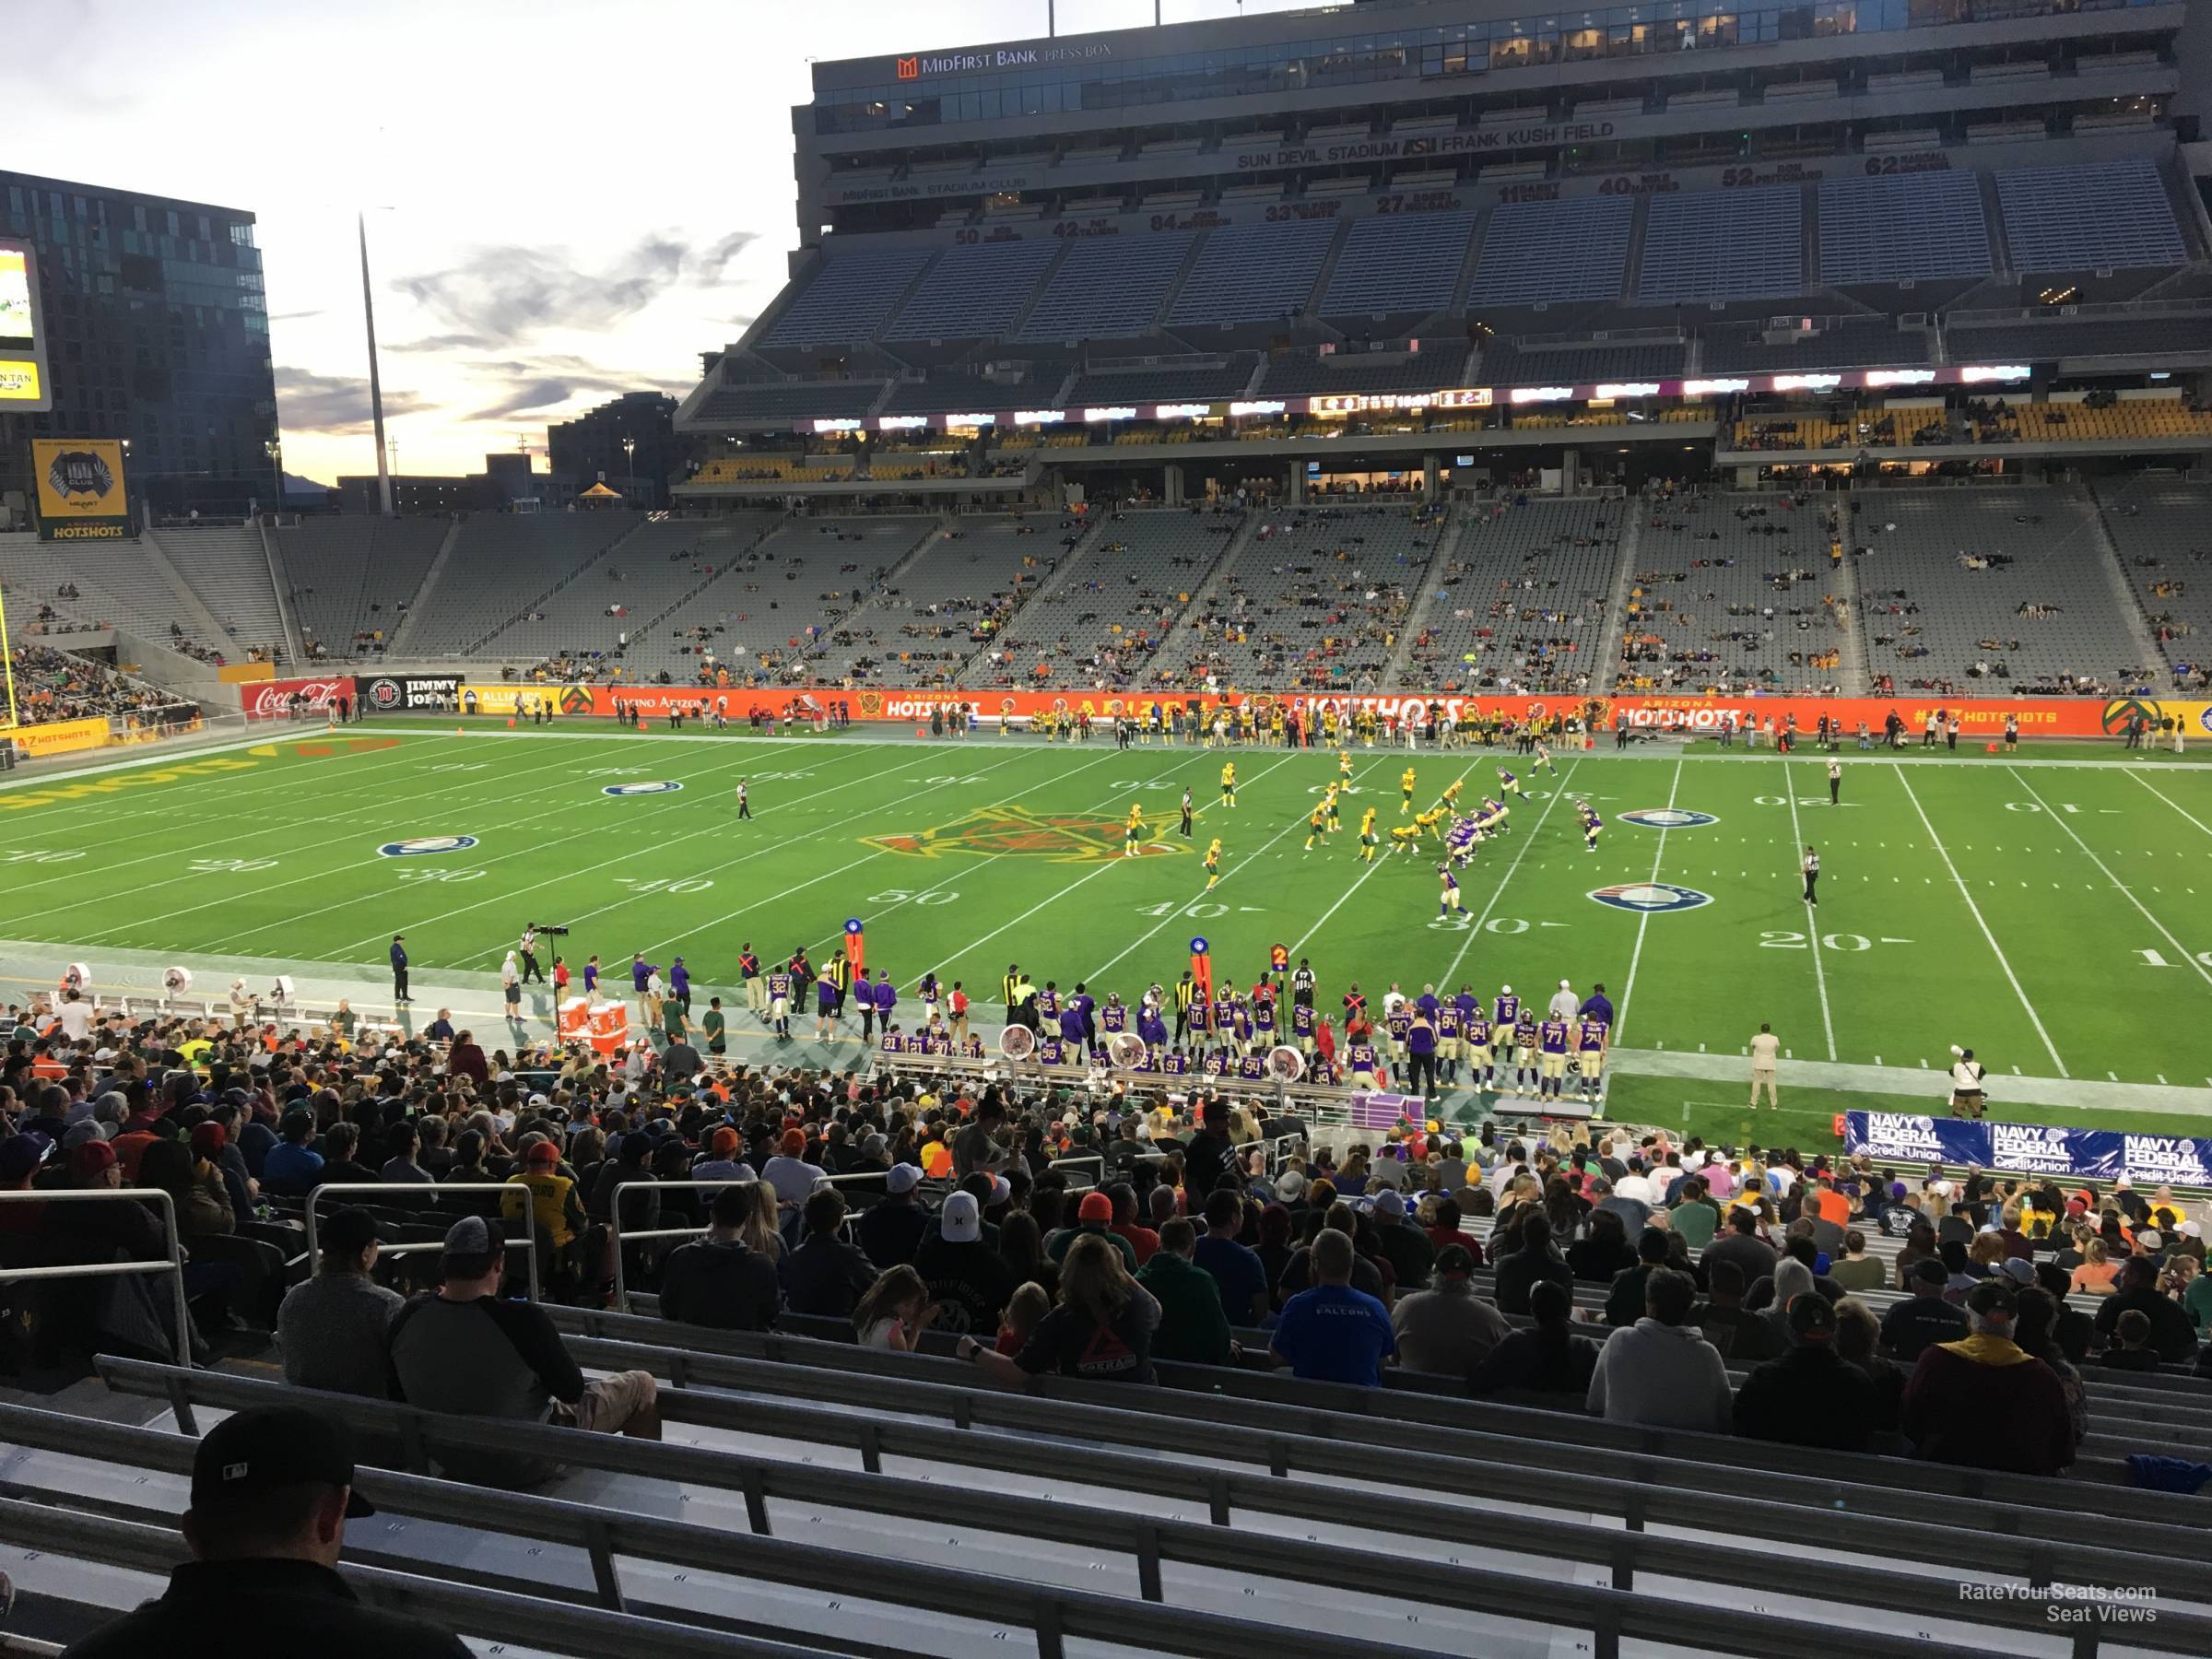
[539,684,2202,742]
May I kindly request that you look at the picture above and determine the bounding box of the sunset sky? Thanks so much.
[12,0,1304,485]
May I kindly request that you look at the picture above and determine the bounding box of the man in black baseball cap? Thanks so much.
[61,1405,466,1657]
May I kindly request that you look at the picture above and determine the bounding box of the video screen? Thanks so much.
[0,249,31,347]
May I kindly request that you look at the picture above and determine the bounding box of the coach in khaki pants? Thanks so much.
[1748,1023,1781,1109]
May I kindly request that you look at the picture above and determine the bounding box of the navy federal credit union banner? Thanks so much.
[1843,1112,2212,1185]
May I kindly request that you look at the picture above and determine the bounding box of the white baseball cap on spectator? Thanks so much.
[886,1164,921,1195]
[940,1191,981,1243]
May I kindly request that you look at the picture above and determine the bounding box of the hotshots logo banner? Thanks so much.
[31,439,131,541]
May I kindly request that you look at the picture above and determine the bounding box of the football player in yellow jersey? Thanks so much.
[1389,821,1423,852]
[1359,806,1379,863]
[1439,777,1465,811]
[1204,837,1223,889]
[1400,765,1417,814]
[1303,802,1328,851]
[1416,804,1448,841]
[1337,748,1354,783]
[1124,802,1145,857]
[1323,782,1342,831]
[1219,759,1237,807]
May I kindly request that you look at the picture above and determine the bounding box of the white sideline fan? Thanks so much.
[1107,1031,1148,1071]
[998,1023,1037,1061]
[1267,1045,1306,1083]
[162,966,194,997]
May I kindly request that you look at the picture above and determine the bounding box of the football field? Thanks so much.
[6,720,2212,1143]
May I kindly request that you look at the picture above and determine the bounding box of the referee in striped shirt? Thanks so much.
[1001,963,1021,1029]
[1801,845,1820,907]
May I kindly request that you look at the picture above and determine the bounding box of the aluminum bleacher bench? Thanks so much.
[79,1362,2209,1658]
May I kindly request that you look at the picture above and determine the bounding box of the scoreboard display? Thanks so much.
[0,238,51,412]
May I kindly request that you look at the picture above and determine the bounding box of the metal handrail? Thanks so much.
[0,1187,193,1366]
[304,1181,539,1302]
[608,1176,791,1314]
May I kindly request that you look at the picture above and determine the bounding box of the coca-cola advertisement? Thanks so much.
[243,677,350,722]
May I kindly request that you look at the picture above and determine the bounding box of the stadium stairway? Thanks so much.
[118,531,237,660]
[68,1357,2207,1658]
[1378,506,1465,686]
[624,514,803,670]
[382,519,463,656]
[2081,487,2174,674]
[464,513,653,658]
[1592,507,1642,692]
[787,513,956,678]
[1143,510,1266,673]
[943,509,1124,685]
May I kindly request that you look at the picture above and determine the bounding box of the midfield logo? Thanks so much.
[867,804,1182,864]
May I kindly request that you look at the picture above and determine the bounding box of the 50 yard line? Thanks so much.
[1898,768,2067,1076]
[1783,761,1837,1061]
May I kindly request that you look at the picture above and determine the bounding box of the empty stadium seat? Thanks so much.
[1166,220,1335,328]
[884,239,1062,340]
[401,513,643,658]
[1818,171,1994,285]
[1319,214,1476,319]
[1012,232,1194,342]
[760,248,938,348]
[148,524,288,660]
[1636,186,1805,304]
[1995,159,2187,272]
[277,517,449,657]
[1465,197,1630,307]
[1404,498,1622,695]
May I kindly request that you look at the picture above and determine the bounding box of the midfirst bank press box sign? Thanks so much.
[31,439,132,541]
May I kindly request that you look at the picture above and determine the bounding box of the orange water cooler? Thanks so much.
[557,997,593,1042]
[586,1001,629,1056]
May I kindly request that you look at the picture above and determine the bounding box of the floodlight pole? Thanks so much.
[358,211,394,517]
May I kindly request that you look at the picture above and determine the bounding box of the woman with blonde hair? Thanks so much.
[959,1232,1159,1383]
[2071,1235,2118,1295]
[740,1180,784,1259]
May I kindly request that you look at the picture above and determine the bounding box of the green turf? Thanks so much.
[1596,1075,2212,1156]
[6,722,2212,1133]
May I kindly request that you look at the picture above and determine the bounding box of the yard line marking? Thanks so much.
[634,745,1122,960]
[2008,766,2212,994]
[10,732,747,909]
[1286,754,1479,965]
[1897,769,2066,1076]
[207,741,785,957]
[1435,758,1582,990]
[45,735,735,938]
[789,746,1154,961]
[2125,769,2212,841]
[1613,757,1684,1047]
[432,741,1079,967]
[1783,762,1835,1061]
[1072,752,1325,984]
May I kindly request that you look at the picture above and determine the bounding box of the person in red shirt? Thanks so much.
[552,958,571,998]
[947,982,970,1045]
[1315,1015,1337,1064]
[1107,1182,1160,1265]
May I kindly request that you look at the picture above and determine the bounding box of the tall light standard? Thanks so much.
[358,211,393,516]
[621,436,637,507]
[265,437,283,519]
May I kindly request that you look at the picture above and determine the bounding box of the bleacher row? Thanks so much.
[747,159,2188,357]
[6,481,2207,696]
[7,1187,2212,1659]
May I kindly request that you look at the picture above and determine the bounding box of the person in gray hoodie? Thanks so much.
[1585,1267,1734,1433]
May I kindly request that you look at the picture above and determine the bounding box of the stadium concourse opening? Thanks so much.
[8,0,2212,1652]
